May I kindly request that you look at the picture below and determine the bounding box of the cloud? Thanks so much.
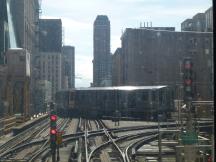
[111,35,121,53]
[75,55,93,87]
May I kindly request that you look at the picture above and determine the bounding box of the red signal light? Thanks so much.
[50,115,57,121]
[185,79,192,85]
[184,63,192,69]
[50,129,57,135]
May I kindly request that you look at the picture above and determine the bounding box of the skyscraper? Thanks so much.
[37,19,62,99]
[93,15,111,87]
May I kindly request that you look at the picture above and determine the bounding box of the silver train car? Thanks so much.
[55,86,174,120]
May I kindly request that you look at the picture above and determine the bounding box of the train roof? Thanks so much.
[73,85,168,91]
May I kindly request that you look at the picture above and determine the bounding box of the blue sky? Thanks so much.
[41,0,212,87]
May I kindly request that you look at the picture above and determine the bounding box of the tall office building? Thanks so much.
[62,46,75,89]
[37,19,62,99]
[93,15,111,87]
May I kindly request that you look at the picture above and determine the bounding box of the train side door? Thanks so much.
[69,91,75,109]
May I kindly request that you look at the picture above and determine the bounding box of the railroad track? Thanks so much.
[0,118,49,158]
[26,118,70,162]
[67,119,212,162]
[0,118,70,162]
[125,134,158,162]
[1,118,212,161]
[88,120,160,162]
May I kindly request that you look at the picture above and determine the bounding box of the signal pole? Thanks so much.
[183,58,194,132]
[182,57,198,161]
[50,102,57,162]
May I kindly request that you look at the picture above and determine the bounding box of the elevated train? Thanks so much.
[55,86,175,120]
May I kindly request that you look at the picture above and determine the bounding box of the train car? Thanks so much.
[55,86,175,120]
[55,89,76,117]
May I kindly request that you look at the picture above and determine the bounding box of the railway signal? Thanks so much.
[50,113,57,143]
[50,109,57,162]
[183,57,193,102]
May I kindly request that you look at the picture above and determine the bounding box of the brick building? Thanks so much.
[113,28,213,100]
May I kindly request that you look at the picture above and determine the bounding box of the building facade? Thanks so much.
[8,0,40,115]
[33,80,51,113]
[0,0,9,65]
[112,48,123,86]
[62,46,75,89]
[39,19,62,52]
[37,52,61,100]
[115,28,213,100]
[93,15,112,87]
[9,0,40,91]
[37,19,62,99]
[4,49,30,116]
[0,0,39,65]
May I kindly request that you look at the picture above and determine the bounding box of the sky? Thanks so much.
[41,0,212,87]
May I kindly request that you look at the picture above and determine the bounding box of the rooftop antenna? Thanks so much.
[150,22,152,27]
[140,22,142,28]
[144,22,145,27]
[147,22,148,27]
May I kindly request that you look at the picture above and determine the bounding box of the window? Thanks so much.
[142,92,148,101]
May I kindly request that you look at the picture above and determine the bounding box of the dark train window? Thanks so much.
[159,91,163,103]
[152,91,156,101]
[142,92,148,101]
[128,93,136,108]
[70,93,74,101]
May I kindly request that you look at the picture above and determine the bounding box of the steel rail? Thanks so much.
[97,120,126,162]
[84,120,89,162]
[125,134,158,162]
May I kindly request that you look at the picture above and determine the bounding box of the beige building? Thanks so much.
[37,52,62,99]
